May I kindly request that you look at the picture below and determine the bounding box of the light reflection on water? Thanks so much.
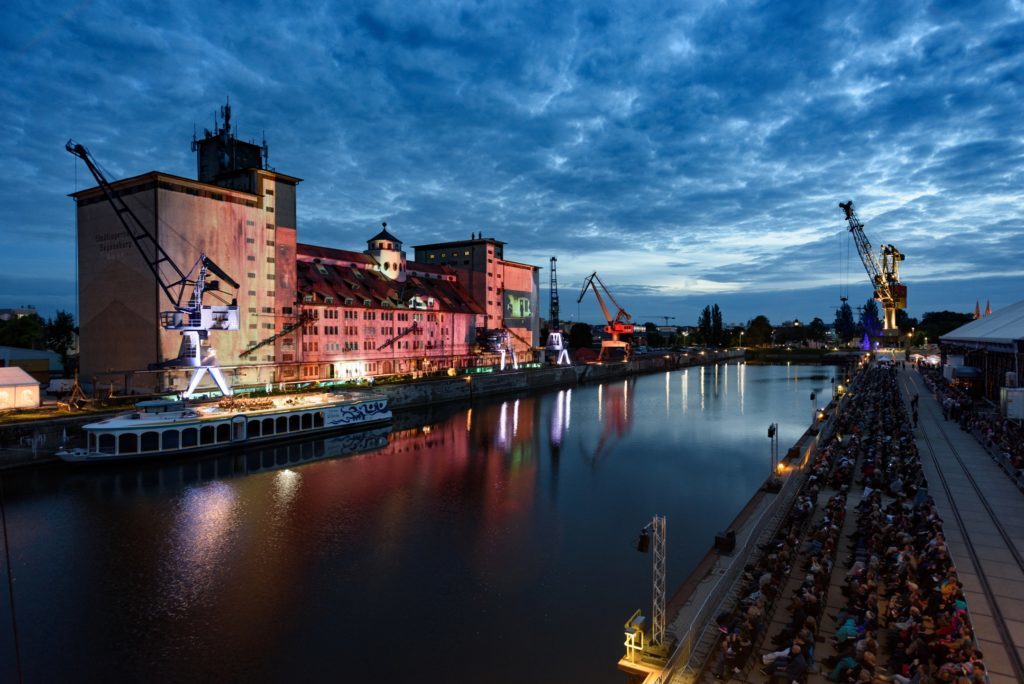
[4,363,839,683]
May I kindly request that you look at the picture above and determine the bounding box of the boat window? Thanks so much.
[289,415,300,431]
[119,433,138,454]
[182,428,198,448]
[301,413,312,430]
[98,434,114,454]
[276,416,288,433]
[141,432,160,452]
[162,431,179,450]
[216,424,231,443]
[248,420,261,437]
[314,411,325,428]
[200,426,215,445]
[88,433,96,451]
[263,417,274,435]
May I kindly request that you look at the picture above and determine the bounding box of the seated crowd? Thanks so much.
[706,365,987,683]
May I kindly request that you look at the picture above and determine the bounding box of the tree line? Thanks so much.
[0,309,78,373]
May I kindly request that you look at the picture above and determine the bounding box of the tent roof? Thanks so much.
[0,366,39,387]
[940,299,1024,348]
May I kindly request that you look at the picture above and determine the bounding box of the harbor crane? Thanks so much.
[577,272,634,362]
[66,140,240,398]
[545,257,570,365]
[838,200,906,336]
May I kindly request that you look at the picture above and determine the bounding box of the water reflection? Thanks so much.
[4,364,839,684]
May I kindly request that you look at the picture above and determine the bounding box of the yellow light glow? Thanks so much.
[776,463,786,474]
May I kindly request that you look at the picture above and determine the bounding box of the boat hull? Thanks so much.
[57,394,392,463]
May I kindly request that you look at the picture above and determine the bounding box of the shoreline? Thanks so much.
[0,349,747,470]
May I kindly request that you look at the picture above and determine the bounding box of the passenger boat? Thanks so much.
[56,391,392,462]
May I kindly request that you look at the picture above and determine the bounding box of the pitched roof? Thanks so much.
[369,227,402,245]
[0,366,39,387]
[295,246,483,315]
[940,299,1024,349]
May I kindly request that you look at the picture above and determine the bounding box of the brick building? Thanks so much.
[71,103,539,393]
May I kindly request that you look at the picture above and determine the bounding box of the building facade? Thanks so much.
[72,104,539,393]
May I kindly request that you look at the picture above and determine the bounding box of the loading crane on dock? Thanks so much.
[240,312,310,359]
[577,272,634,362]
[839,200,906,336]
[545,257,570,365]
[66,140,240,398]
[377,322,420,351]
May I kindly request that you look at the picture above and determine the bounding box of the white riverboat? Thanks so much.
[56,391,392,462]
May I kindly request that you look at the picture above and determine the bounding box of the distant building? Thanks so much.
[0,307,38,321]
[0,346,61,384]
[71,103,539,393]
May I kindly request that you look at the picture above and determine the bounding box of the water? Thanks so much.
[0,363,837,682]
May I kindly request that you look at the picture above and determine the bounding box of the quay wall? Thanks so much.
[0,349,743,470]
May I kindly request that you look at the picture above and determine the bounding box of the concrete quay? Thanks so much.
[634,363,1024,684]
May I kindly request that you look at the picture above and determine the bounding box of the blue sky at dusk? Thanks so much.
[2,0,1022,327]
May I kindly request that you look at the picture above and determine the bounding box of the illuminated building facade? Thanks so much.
[71,104,539,392]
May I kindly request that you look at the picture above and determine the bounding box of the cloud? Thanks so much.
[1,0,1021,323]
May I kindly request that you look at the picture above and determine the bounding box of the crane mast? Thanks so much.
[577,272,634,361]
[544,257,569,365]
[67,139,240,398]
[838,200,906,336]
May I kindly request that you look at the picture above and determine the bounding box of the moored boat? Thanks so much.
[56,391,391,462]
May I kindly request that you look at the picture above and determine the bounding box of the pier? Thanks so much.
[637,362,1024,684]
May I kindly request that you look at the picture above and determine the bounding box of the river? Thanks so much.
[0,362,839,682]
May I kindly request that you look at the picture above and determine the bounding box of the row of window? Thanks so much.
[88,411,328,454]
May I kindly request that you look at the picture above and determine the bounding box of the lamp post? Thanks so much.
[739,330,745,348]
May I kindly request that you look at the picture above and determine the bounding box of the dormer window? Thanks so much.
[363,298,372,306]
[315,263,328,275]
[324,296,333,304]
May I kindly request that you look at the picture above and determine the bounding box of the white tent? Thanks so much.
[0,366,40,409]
[940,299,1024,352]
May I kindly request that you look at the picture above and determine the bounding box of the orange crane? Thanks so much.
[577,272,634,361]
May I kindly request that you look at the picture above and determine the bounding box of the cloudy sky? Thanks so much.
[2,0,1022,327]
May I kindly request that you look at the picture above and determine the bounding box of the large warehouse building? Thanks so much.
[72,103,539,393]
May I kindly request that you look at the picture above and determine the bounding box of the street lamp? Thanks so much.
[739,330,745,348]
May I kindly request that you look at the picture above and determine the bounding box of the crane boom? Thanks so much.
[68,139,240,397]
[838,200,906,335]
[576,272,634,361]
[67,140,196,309]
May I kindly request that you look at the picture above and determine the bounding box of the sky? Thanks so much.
[1,0,1022,327]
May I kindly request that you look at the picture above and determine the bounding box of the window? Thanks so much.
[248,290,257,296]
[182,428,197,448]
[266,189,274,196]
[247,255,256,261]
[248,272,256,279]
[266,290,275,297]
[246,237,256,244]
[266,206,274,213]
[267,257,275,264]
[162,431,179,450]
[267,223,275,230]
[246,219,255,226]
[262,306,274,314]
[267,274,275,280]
[266,239,276,246]
[141,432,159,452]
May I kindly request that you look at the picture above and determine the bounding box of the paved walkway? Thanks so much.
[900,367,1024,683]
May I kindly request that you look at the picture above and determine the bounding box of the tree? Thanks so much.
[44,310,78,373]
[918,310,974,344]
[568,322,594,349]
[745,315,773,346]
[859,299,882,339]
[834,300,856,343]
[807,317,828,344]
[711,304,723,346]
[697,306,712,344]
[0,312,45,349]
